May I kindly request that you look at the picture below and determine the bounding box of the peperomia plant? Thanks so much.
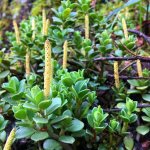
[0,0,149,149]
[87,106,108,134]
[120,97,137,133]
[1,69,98,149]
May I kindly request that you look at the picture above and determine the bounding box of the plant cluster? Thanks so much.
[0,0,150,150]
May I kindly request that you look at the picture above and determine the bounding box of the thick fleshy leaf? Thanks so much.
[33,117,48,124]
[124,136,134,150]
[38,100,51,109]
[142,94,150,102]
[0,70,10,79]
[59,136,75,144]
[46,97,61,115]
[136,125,149,135]
[66,119,84,132]
[16,127,35,139]
[50,115,71,124]
[14,109,26,120]
[43,139,62,150]
[31,131,49,142]
[62,77,74,87]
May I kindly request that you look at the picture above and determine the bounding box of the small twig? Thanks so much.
[103,104,150,112]
[94,56,150,62]
[107,74,150,80]
[128,29,150,45]
[119,61,136,74]
[38,142,42,150]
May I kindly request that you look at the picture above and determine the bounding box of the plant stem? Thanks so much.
[122,122,128,133]
[109,133,113,148]
[38,142,42,150]
[75,100,81,117]
[94,56,150,62]
[107,74,150,80]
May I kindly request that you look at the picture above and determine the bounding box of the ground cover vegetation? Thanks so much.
[0,0,150,150]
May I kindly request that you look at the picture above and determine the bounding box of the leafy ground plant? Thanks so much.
[0,0,150,150]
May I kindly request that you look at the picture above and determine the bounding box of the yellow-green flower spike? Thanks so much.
[44,40,51,98]
[63,40,68,69]
[136,59,143,77]
[44,19,50,36]
[25,50,30,76]
[32,18,35,40]
[122,18,128,40]
[85,14,89,39]
[114,61,120,88]
[13,20,20,44]
[3,128,16,150]
[42,9,46,35]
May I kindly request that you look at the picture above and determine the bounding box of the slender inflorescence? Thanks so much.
[32,18,35,40]
[122,18,128,40]
[3,128,16,150]
[63,40,68,69]
[85,14,89,39]
[44,19,50,36]
[44,40,51,98]
[42,9,46,35]
[13,20,20,44]
[136,59,143,77]
[114,61,120,88]
[25,50,30,76]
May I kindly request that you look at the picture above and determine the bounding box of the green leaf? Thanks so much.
[0,131,6,142]
[35,91,44,105]
[66,119,84,132]
[78,89,89,100]
[23,102,39,111]
[136,86,148,90]
[0,70,10,79]
[126,97,137,113]
[51,115,71,124]
[31,85,41,99]
[33,117,48,124]
[142,116,150,122]
[46,97,61,115]
[142,94,150,102]
[106,0,141,21]
[87,114,94,128]
[63,8,71,19]
[124,0,141,7]
[43,139,62,150]
[31,131,49,142]
[12,92,24,100]
[14,109,26,120]
[127,80,140,87]
[127,89,141,95]
[59,136,75,144]
[136,125,149,135]
[38,100,51,109]
[123,136,134,150]
[74,80,88,93]
[2,83,15,93]
[16,127,35,139]
[142,108,150,117]
[62,77,74,87]
[52,17,63,24]
[9,77,19,92]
